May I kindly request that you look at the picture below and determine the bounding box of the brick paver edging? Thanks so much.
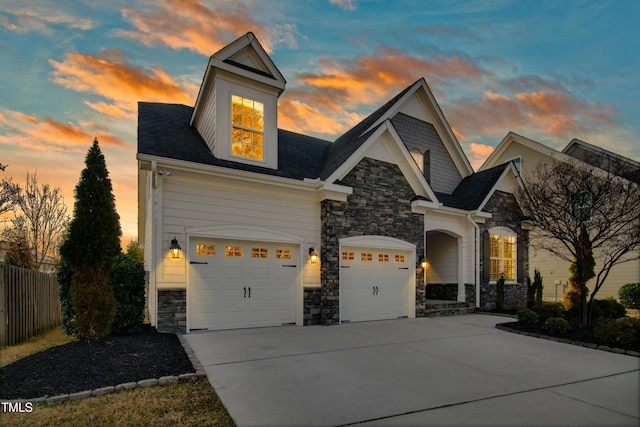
[496,323,640,357]
[3,333,206,407]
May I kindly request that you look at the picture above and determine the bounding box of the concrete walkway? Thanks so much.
[183,315,640,427]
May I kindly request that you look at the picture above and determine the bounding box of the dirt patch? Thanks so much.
[0,326,195,400]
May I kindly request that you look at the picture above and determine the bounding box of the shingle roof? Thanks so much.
[138,102,330,180]
[436,163,510,210]
[319,81,418,180]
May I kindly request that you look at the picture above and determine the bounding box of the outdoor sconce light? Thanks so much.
[309,247,319,264]
[170,237,182,259]
[420,258,428,270]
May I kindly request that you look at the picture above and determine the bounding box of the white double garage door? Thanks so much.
[188,236,415,331]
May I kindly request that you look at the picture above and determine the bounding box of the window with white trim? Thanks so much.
[231,94,264,161]
[489,227,516,281]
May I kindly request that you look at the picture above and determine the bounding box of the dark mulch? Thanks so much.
[499,320,640,353]
[0,325,195,400]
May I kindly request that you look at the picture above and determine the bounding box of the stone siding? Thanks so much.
[320,158,425,324]
[479,190,529,310]
[480,282,527,310]
[465,284,476,305]
[157,289,186,333]
[425,283,458,301]
[303,287,322,326]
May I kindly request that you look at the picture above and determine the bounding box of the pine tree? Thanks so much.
[60,138,122,339]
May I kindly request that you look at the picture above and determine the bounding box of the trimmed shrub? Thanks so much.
[111,253,146,334]
[618,283,640,309]
[591,297,626,320]
[57,260,76,335]
[542,317,571,335]
[537,301,564,322]
[518,308,540,324]
[594,318,640,346]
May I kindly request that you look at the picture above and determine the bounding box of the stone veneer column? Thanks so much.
[157,289,186,333]
[320,158,425,324]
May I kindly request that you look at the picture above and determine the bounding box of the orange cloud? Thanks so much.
[278,99,363,136]
[0,110,127,152]
[115,0,297,55]
[49,50,199,118]
[468,142,495,170]
[446,89,617,141]
[279,48,485,137]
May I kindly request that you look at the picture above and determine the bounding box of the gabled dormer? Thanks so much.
[190,32,286,170]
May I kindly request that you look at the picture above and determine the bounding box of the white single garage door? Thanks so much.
[189,237,298,331]
[341,246,413,322]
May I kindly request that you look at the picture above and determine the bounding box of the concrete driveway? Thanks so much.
[183,315,640,427]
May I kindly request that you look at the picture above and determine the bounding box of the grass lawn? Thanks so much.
[1,327,235,426]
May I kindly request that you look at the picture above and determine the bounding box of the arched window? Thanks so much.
[488,227,517,281]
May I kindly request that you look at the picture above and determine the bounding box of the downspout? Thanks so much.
[467,214,480,308]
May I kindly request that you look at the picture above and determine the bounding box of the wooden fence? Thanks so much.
[0,263,61,348]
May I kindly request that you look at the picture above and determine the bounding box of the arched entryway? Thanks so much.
[425,230,463,302]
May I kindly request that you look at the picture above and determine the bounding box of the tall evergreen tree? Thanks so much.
[60,138,122,339]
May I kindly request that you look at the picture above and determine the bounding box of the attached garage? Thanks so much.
[340,236,416,323]
[188,237,299,331]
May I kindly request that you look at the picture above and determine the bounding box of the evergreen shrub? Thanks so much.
[542,317,571,335]
[618,283,640,309]
[111,254,146,334]
[517,308,540,324]
[594,318,640,346]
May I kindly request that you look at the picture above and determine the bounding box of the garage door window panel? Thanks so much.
[252,247,268,258]
[225,246,244,257]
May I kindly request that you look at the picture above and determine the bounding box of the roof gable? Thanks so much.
[438,162,521,211]
[208,31,285,88]
[323,120,438,202]
[321,78,473,182]
[562,138,640,183]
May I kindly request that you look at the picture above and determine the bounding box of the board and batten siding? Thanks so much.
[159,175,321,287]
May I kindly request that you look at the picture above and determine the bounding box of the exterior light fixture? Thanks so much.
[420,258,428,270]
[309,247,319,264]
[170,237,182,259]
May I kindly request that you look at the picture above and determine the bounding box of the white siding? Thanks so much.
[158,173,320,288]
[426,232,458,283]
[531,235,640,302]
[425,211,476,286]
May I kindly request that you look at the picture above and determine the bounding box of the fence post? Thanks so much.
[0,264,6,348]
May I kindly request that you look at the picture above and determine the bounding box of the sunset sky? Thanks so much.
[1,0,639,245]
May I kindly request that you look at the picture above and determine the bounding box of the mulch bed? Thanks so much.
[0,325,195,400]
[499,320,640,353]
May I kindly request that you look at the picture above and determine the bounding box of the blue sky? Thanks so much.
[1,0,638,242]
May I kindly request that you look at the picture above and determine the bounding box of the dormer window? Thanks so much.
[232,94,264,161]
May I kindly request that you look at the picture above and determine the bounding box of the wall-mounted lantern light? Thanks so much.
[170,237,182,259]
[420,258,428,270]
[309,247,319,264]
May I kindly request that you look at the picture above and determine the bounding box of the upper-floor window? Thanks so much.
[410,149,431,183]
[489,227,516,281]
[231,94,264,161]
[410,149,424,172]
[507,156,521,172]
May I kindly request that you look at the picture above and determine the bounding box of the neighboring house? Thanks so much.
[137,33,528,333]
[480,132,640,302]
